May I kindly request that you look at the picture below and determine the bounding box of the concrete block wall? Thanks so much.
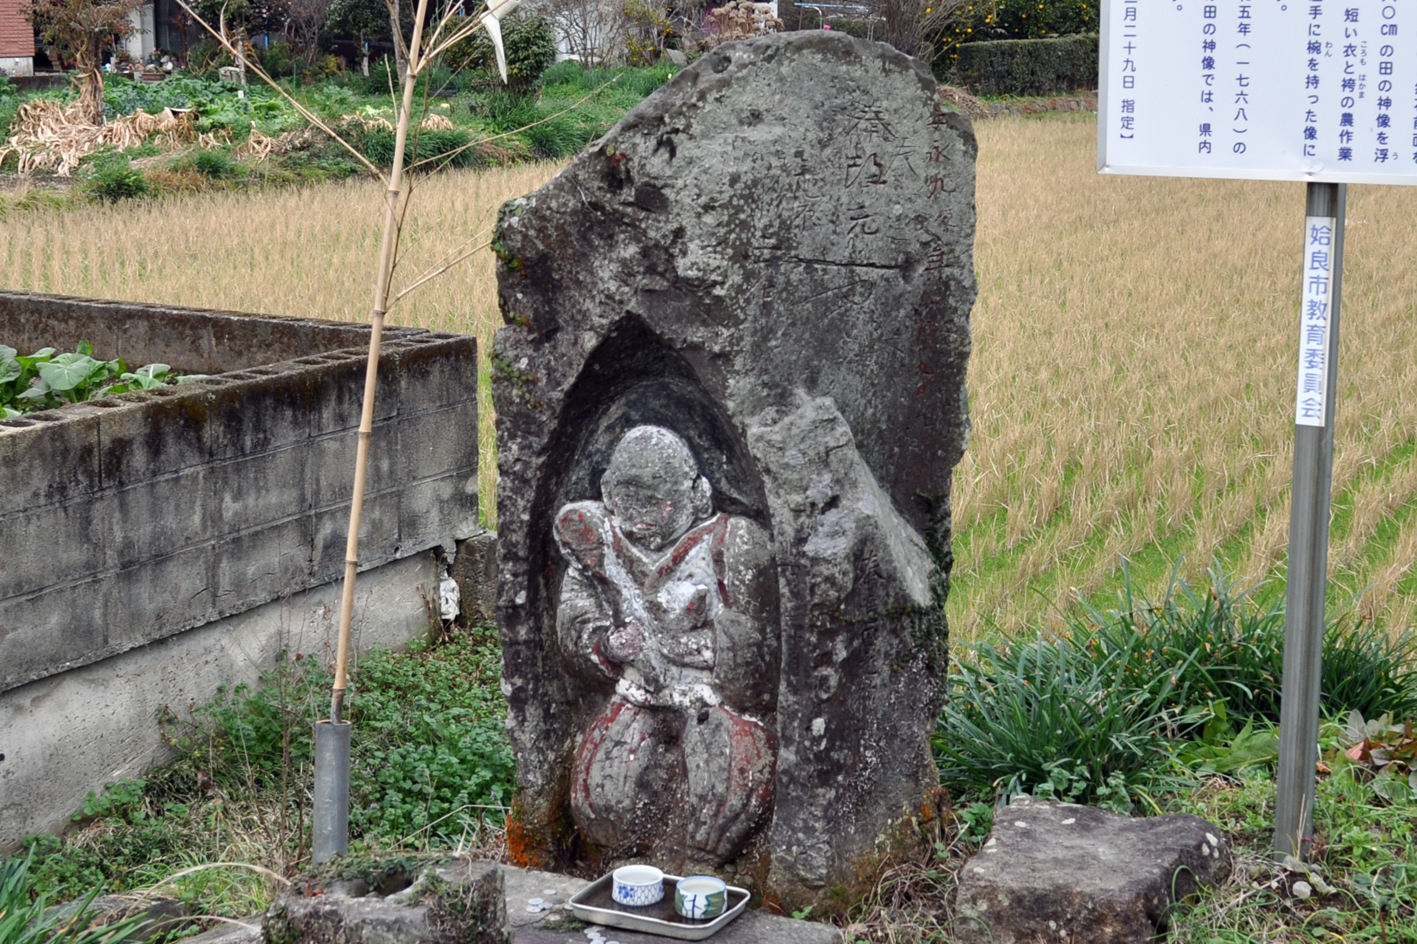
[0,292,480,850]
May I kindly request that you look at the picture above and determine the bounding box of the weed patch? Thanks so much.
[939,561,1417,809]
[18,629,513,928]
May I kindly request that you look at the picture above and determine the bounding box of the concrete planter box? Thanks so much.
[0,291,480,851]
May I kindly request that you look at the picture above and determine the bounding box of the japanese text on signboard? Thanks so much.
[1101,0,1417,184]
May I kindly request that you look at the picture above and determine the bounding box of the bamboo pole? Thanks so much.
[329,0,434,725]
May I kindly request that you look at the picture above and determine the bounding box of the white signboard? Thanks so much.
[1100,0,1417,184]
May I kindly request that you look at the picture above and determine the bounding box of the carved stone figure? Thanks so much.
[553,426,777,865]
[492,31,976,900]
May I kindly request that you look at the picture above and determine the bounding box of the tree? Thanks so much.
[285,0,333,65]
[544,0,625,66]
[863,0,969,63]
[329,0,391,73]
[26,0,146,124]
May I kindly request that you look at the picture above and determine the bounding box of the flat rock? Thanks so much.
[179,920,263,944]
[511,911,841,944]
[503,866,588,931]
[266,857,508,944]
[953,797,1232,944]
[43,895,186,942]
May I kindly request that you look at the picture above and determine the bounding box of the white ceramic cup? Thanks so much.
[611,864,665,907]
[674,875,728,920]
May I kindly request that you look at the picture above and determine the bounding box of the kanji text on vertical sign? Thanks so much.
[1296,218,1337,426]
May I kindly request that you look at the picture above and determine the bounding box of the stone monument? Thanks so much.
[491,31,975,901]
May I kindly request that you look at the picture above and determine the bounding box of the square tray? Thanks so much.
[568,872,749,941]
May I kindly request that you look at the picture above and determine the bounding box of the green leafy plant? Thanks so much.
[181,662,325,786]
[0,851,147,944]
[191,148,241,179]
[1323,618,1417,722]
[1062,561,1287,726]
[84,161,150,202]
[1058,559,1417,727]
[1331,710,1417,800]
[447,10,556,93]
[956,801,994,845]
[75,779,149,824]
[1173,705,1281,781]
[935,625,1205,805]
[348,630,515,846]
[0,342,199,416]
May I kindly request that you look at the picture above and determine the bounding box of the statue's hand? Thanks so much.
[606,620,646,662]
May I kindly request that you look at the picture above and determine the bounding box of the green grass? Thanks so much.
[9,568,1417,942]
[939,561,1417,807]
[923,558,1417,942]
[1,852,148,944]
[14,627,513,935]
[1161,762,1417,942]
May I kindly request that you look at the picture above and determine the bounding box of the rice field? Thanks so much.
[0,164,561,525]
[4,115,1417,641]
[961,116,1417,641]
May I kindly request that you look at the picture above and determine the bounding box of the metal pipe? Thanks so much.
[313,719,352,863]
[1274,181,1345,860]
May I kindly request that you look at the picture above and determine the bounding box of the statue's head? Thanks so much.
[601,426,713,552]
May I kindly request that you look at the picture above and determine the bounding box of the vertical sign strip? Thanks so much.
[1295,216,1337,427]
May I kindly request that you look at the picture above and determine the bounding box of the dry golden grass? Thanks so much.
[0,164,561,525]
[5,118,1417,641]
[959,115,1417,639]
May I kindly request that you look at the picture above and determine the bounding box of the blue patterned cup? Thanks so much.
[674,875,728,921]
[612,865,665,907]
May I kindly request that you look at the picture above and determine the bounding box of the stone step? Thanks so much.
[504,866,842,944]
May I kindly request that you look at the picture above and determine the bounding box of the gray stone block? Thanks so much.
[213,449,311,535]
[310,492,404,579]
[105,468,211,570]
[394,406,480,486]
[386,335,479,417]
[104,545,219,650]
[452,530,498,625]
[0,499,105,598]
[267,857,508,944]
[306,423,398,511]
[206,372,317,461]
[953,796,1232,944]
[178,920,262,944]
[213,517,317,611]
[0,578,107,687]
[97,389,216,486]
[400,474,480,554]
[0,407,100,507]
[301,352,399,435]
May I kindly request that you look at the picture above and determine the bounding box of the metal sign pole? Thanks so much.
[1273,180,1346,860]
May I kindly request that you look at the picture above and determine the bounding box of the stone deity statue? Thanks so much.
[553,426,778,866]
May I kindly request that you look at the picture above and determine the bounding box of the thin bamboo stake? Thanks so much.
[330,0,436,725]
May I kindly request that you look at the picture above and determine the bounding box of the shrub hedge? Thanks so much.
[941,33,1097,96]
